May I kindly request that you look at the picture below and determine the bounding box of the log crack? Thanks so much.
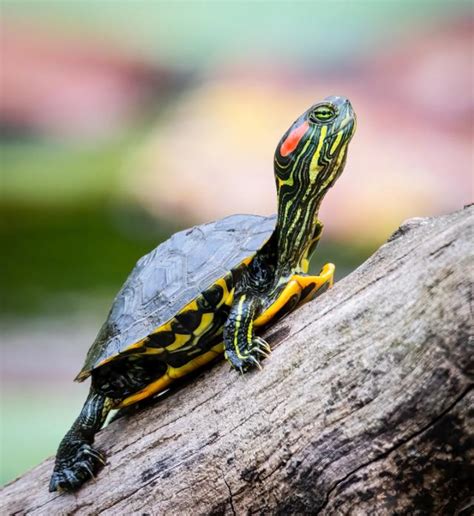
[1,205,471,515]
[316,385,473,514]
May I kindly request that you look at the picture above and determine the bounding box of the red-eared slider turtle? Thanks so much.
[49,95,356,492]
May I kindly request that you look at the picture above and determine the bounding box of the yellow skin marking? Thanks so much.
[233,295,247,360]
[247,318,254,345]
[309,125,327,182]
[286,207,302,247]
[277,126,332,270]
[184,299,199,311]
[330,129,343,154]
[277,175,294,188]
[298,228,323,274]
[280,135,313,225]
[285,128,328,260]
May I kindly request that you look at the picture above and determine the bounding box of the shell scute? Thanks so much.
[77,214,276,379]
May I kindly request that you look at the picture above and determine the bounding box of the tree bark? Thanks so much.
[2,206,473,516]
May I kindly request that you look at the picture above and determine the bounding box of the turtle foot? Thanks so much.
[49,442,105,492]
[226,337,271,373]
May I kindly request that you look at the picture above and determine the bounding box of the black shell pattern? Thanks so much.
[79,214,276,376]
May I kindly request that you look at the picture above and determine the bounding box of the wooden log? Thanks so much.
[1,205,472,515]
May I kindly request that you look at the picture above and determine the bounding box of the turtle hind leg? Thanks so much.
[252,263,336,329]
[49,390,113,492]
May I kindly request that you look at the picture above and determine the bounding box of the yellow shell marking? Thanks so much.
[118,342,224,408]
[162,333,192,352]
[193,312,215,337]
[116,263,335,408]
[94,272,235,371]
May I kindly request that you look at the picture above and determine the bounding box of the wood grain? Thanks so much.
[2,206,472,515]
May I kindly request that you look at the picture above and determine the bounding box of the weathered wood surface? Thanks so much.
[2,206,473,515]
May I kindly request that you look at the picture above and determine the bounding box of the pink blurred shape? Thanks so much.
[0,24,175,139]
[127,19,473,244]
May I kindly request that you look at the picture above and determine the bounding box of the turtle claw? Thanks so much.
[253,338,271,358]
[248,355,263,370]
[255,348,270,358]
[226,337,270,373]
[254,337,271,354]
[49,443,106,492]
[83,446,106,465]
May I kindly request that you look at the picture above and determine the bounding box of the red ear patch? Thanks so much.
[280,121,309,157]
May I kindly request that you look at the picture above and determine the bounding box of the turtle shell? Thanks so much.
[77,214,276,379]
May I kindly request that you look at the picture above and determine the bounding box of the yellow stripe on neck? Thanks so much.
[330,130,343,154]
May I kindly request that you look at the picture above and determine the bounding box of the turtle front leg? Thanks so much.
[224,294,270,373]
[49,390,113,492]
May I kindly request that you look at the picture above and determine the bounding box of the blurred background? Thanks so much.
[1,1,472,486]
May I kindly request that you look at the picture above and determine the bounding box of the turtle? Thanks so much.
[49,95,356,492]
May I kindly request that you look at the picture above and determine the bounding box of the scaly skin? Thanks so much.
[49,391,113,492]
[224,96,356,370]
[49,96,356,492]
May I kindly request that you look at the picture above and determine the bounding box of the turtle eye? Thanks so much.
[309,104,337,123]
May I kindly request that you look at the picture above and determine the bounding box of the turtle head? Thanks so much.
[274,95,356,203]
[272,96,356,270]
